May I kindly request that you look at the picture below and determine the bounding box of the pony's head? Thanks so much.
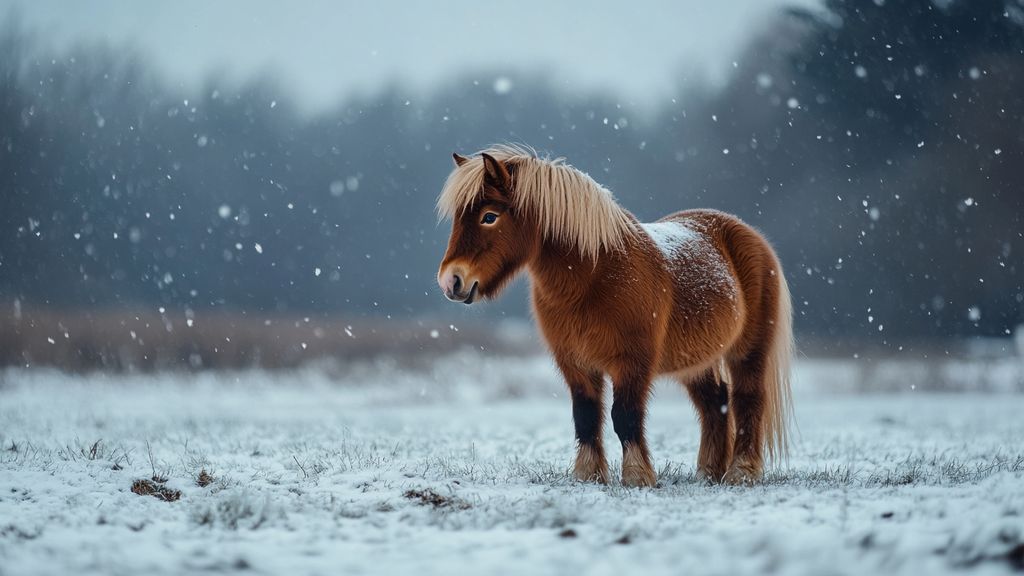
[436,144,635,305]
[436,152,537,304]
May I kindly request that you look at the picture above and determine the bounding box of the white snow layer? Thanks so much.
[1,355,1023,576]
[641,221,699,260]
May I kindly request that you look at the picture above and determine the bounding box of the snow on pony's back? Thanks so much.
[640,221,700,260]
[640,219,736,303]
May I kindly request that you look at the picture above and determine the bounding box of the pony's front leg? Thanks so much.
[611,366,657,487]
[558,360,608,483]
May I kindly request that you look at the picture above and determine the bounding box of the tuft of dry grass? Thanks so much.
[131,477,181,502]
[196,469,214,488]
[402,488,470,510]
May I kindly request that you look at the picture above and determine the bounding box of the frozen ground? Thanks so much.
[1,354,1023,576]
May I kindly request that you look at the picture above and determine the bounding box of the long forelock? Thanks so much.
[436,144,635,260]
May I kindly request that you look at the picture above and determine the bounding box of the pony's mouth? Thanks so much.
[460,281,479,305]
[446,280,479,305]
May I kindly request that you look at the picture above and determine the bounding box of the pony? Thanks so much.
[436,145,793,487]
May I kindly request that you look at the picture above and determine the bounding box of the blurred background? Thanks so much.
[1,0,1022,373]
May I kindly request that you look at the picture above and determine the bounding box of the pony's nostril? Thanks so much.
[452,274,463,294]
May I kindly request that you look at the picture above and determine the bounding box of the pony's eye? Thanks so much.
[481,212,499,225]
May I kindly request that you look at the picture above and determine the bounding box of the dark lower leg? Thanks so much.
[686,371,733,481]
[570,381,608,482]
[611,384,656,487]
[726,359,767,483]
[558,359,608,483]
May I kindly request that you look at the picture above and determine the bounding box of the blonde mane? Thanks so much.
[437,144,636,261]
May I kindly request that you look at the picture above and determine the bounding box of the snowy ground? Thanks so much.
[2,353,1023,576]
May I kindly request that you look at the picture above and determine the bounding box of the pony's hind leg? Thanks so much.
[684,369,733,482]
[724,353,767,484]
[610,364,657,487]
[558,359,609,483]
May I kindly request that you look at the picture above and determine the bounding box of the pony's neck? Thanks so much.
[526,238,603,304]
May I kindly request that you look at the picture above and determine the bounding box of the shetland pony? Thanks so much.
[436,145,793,487]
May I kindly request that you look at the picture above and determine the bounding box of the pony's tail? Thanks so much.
[763,264,795,463]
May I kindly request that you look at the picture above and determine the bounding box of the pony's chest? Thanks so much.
[531,292,638,362]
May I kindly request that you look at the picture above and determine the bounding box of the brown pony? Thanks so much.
[436,145,793,487]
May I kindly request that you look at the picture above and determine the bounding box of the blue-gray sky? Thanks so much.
[4,0,817,112]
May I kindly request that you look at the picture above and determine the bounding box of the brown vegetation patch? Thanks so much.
[402,488,470,510]
[131,477,181,502]
[196,469,214,488]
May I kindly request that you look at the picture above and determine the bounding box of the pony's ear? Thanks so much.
[452,152,469,167]
[481,153,510,189]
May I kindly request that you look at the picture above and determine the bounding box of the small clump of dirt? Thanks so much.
[131,477,181,502]
[1008,543,1024,570]
[402,488,470,510]
[196,469,215,488]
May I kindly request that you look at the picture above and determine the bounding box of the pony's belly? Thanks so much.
[656,293,745,374]
[533,280,743,376]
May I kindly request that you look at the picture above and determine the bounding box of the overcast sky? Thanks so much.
[4,0,817,112]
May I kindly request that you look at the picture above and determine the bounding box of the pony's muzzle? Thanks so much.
[438,266,478,304]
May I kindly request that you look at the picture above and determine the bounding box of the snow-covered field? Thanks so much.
[2,353,1023,576]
